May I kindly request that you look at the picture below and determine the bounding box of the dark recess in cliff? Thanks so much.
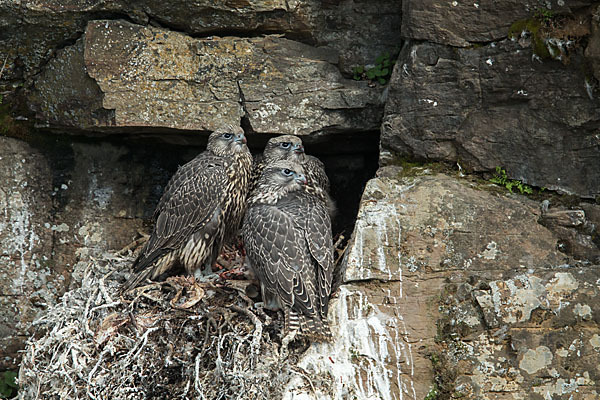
[24,128,380,241]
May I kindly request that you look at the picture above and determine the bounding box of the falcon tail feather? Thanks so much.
[285,309,332,342]
[121,251,177,293]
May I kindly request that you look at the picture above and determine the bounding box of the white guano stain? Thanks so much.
[88,174,113,210]
[0,168,40,295]
[284,286,411,400]
[284,177,415,399]
[345,179,407,282]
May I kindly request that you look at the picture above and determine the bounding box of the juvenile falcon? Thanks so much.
[251,135,330,193]
[242,160,334,340]
[122,126,253,292]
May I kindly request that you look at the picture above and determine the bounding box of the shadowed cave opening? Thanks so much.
[27,128,380,247]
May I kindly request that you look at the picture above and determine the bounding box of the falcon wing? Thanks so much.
[249,153,266,193]
[133,154,228,273]
[243,204,318,318]
[154,154,201,220]
[305,155,330,193]
[278,193,334,318]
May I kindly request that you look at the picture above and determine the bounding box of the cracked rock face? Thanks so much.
[401,1,592,46]
[0,136,193,368]
[307,169,597,399]
[28,20,384,136]
[383,4,600,199]
[381,38,600,198]
[2,1,600,398]
[1,1,401,91]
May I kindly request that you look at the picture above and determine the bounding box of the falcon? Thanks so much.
[242,160,334,340]
[251,135,330,193]
[122,125,253,292]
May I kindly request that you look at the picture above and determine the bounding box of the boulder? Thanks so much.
[0,1,401,91]
[381,38,600,198]
[286,169,599,399]
[28,20,384,136]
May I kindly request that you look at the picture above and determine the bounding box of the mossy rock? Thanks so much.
[508,18,551,59]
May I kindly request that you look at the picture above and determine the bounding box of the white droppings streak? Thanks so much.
[284,177,416,399]
[285,285,409,399]
[0,169,40,295]
[345,200,401,282]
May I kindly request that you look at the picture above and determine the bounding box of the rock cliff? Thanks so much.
[1,1,599,399]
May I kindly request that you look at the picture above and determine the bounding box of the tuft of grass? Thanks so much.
[508,18,551,59]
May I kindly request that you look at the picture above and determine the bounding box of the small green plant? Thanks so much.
[424,383,439,400]
[489,167,533,195]
[349,347,360,361]
[0,370,18,398]
[534,7,555,23]
[353,52,395,85]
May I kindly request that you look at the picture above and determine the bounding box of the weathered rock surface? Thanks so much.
[0,137,54,370]
[3,1,600,398]
[286,170,599,399]
[381,38,600,198]
[401,1,593,47]
[0,135,197,368]
[28,19,384,136]
[0,0,401,92]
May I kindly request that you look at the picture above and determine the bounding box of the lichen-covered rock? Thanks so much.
[28,20,384,135]
[401,0,593,47]
[381,37,600,198]
[285,169,599,399]
[0,137,55,370]
[451,267,600,399]
[0,134,193,368]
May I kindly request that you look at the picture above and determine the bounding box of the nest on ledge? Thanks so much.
[17,249,329,400]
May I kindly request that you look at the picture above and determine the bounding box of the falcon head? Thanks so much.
[261,160,307,187]
[262,135,305,164]
[208,125,249,156]
[250,160,307,204]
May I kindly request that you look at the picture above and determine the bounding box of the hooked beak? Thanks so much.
[292,143,305,154]
[234,133,247,144]
[295,173,308,185]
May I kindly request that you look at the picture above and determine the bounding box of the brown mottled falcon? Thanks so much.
[242,160,334,340]
[122,125,253,292]
[251,135,330,193]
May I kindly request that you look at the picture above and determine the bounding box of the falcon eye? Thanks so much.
[282,168,294,176]
[280,142,291,149]
[221,133,233,139]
